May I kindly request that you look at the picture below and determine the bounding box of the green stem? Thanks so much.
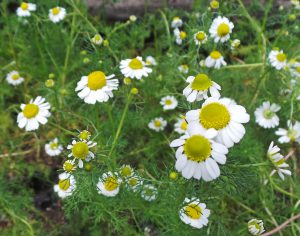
[269,176,299,200]
[159,10,172,51]
[220,63,264,70]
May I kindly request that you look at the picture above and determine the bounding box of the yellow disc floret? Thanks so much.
[58,179,71,191]
[128,177,138,186]
[63,161,75,172]
[276,53,286,62]
[210,50,222,59]
[217,23,230,37]
[154,120,162,127]
[180,120,187,130]
[184,135,211,162]
[72,142,89,159]
[12,73,20,80]
[180,31,187,39]
[129,58,143,70]
[196,31,206,41]
[23,104,39,119]
[87,71,107,90]
[200,102,230,130]
[121,166,132,177]
[50,142,58,150]
[52,7,60,15]
[104,176,119,191]
[191,73,212,91]
[21,2,29,10]
[185,204,202,219]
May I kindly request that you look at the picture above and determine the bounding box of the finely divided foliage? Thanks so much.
[1,0,300,235]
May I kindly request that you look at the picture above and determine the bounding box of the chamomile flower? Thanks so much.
[49,7,66,23]
[179,198,210,229]
[78,130,91,141]
[194,31,208,45]
[17,96,51,131]
[267,142,291,180]
[63,160,77,173]
[205,50,227,69]
[67,140,96,168]
[174,117,188,134]
[231,39,240,50]
[174,28,187,45]
[45,138,63,157]
[178,64,189,74]
[120,57,152,80]
[97,172,122,197]
[148,117,167,132]
[125,175,143,192]
[91,34,103,45]
[53,173,76,199]
[119,165,134,179]
[6,70,24,86]
[16,2,36,17]
[248,219,265,235]
[141,184,157,201]
[254,101,281,128]
[186,97,250,148]
[170,128,228,181]
[268,49,287,70]
[275,120,300,143]
[171,16,183,28]
[145,56,157,66]
[75,71,119,104]
[160,96,178,110]
[209,16,234,43]
[183,73,221,102]
[289,61,300,78]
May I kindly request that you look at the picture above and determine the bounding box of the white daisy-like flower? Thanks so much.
[178,64,189,74]
[174,28,187,45]
[231,39,240,50]
[141,184,157,201]
[6,71,24,86]
[275,120,300,143]
[171,16,183,28]
[53,173,76,199]
[174,117,188,134]
[17,96,51,131]
[160,96,178,110]
[97,171,122,197]
[179,197,210,229]
[183,73,221,102]
[75,71,119,104]
[268,49,287,70]
[186,97,250,148]
[119,165,134,179]
[291,0,300,9]
[148,117,167,132]
[91,34,103,45]
[254,101,281,129]
[78,130,91,141]
[209,16,234,43]
[120,56,152,80]
[45,138,63,157]
[267,142,292,180]
[49,7,66,23]
[145,56,157,66]
[16,2,36,17]
[289,61,300,78]
[170,127,228,181]
[205,50,226,69]
[125,174,143,192]
[63,159,77,173]
[193,31,208,45]
[67,140,96,168]
[248,219,265,235]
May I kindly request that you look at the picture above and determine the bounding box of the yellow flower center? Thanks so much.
[58,179,71,191]
[129,58,143,70]
[180,120,187,130]
[185,204,202,219]
[196,32,206,41]
[128,177,138,186]
[191,73,212,91]
[79,130,90,140]
[52,7,60,15]
[181,65,189,70]
[94,34,101,41]
[50,142,58,150]
[184,135,211,162]
[210,0,219,9]
[173,16,180,21]
[276,53,286,62]
[63,162,75,172]
[165,100,173,105]
[210,50,222,59]
[180,31,187,39]
[217,23,230,37]
[23,104,39,119]
[199,102,230,130]
[72,142,89,159]
[12,74,20,80]
[87,71,107,90]
[104,176,119,191]
[296,67,300,73]
[121,166,132,177]
[154,120,162,127]
[20,2,29,10]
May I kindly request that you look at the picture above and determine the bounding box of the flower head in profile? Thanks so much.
[120,57,152,80]
[171,16,183,28]
[174,28,187,45]
[254,101,281,129]
[174,116,188,134]
[205,50,226,69]
[91,34,103,45]
[49,7,66,23]
[275,120,300,143]
[160,96,178,110]
[179,198,210,229]
[67,140,96,168]
[6,71,24,86]
[53,173,76,199]
[75,71,119,104]
[45,138,63,156]
[145,56,157,66]
[148,117,167,132]
[248,219,265,235]
[97,171,122,197]
[141,184,157,201]
[16,2,36,17]
[17,96,51,131]
[231,39,240,50]
[178,64,189,74]
[268,49,287,70]
[183,73,221,102]
[209,16,234,43]
[289,60,300,78]
[194,31,208,45]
